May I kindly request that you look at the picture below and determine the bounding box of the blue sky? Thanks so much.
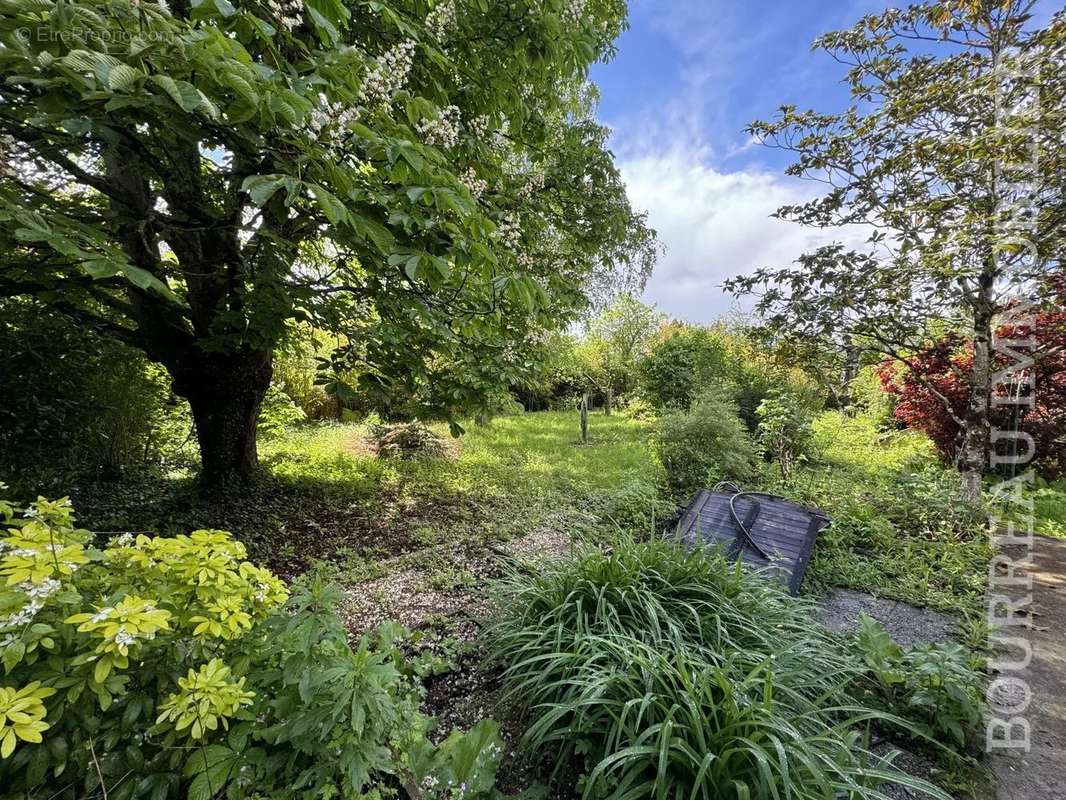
[587,0,1053,322]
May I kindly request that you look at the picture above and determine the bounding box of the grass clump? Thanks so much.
[489,536,950,800]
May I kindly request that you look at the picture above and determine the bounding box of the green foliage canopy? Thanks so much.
[0,0,655,479]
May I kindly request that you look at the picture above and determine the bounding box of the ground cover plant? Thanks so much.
[777,411,990,617]
[488,535,973,799]
[854,616,985,752]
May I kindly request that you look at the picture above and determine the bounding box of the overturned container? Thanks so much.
[674,482,829,594]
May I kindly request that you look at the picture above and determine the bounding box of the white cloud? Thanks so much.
[619,146,869,323]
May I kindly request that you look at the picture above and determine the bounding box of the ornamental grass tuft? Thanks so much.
[489,536,951,800]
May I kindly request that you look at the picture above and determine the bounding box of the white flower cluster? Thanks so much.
[0,603,39,629]
[468,114,490,140]
[425,0,457,40]
[111,532,135,547]
[563,0,585,23]
[525,328,552,346]
[21,578,61,601]
[459,167,487,198]
[496,215,534,269]
[497,215,522,251]
[113,625,136,648]
[266,0,303,31]
[416,105,461,149]
[361,39,416,105]
[308,94,361,146]
[0,577,60,629]
[517,171,546,199]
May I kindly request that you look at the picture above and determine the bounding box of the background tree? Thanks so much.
[636,322,730,410]
[0,0,655,485]
[726,2,1064,499]
[582,294,663,402]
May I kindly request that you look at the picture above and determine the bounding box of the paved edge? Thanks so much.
[989,535,1066,800]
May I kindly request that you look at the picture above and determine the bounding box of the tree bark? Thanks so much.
[171,348,273,486]
[580,393,589,444]
[840,337,860,408]
[958,276,996,502]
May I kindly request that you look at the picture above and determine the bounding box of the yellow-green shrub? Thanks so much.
[0,489,508,799]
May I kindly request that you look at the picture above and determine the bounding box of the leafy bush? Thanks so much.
[257,384,307,438]
[654,392,756,500]
[847,366,896,426]
[489,537,948,800]
[854,615,985,751]
[0,301,191,480]
[0,492,508,799]
[369,422,448,460]
[272,324,342,420]
[616,394,656,421]
[637,323,731,409]
[756,387,816,482]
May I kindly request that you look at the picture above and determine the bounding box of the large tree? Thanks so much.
[0,0,655,484]
[727,1,1064,499]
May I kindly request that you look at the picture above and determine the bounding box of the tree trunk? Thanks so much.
[580,393,589,444]
[604,388,612,416]
[958,281,995,502]
[839,337,860,408]
[171,348,273,486]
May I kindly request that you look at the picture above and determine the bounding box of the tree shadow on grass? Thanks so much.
[66,464,485,580]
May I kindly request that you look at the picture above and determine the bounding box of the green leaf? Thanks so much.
[94,657,112,684]
[404,254,421,280]
[107,64,140,92]
[60,49,120,74]
[1,640,25,672]
[349,214,396,253]
[150,75,202,113]
[185,746,238,800]
[309,184,348,224]
[241,174,288,207]
[306,5,338,44]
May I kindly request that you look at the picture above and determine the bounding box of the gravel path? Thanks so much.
[820,588,958,646]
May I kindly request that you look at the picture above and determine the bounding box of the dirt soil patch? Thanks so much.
[339,526,581,795]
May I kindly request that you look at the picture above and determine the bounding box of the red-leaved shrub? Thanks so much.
[878,295,1066,478]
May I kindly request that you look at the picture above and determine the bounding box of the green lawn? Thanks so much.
[72,410,662,579]
[67,408,993,620]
